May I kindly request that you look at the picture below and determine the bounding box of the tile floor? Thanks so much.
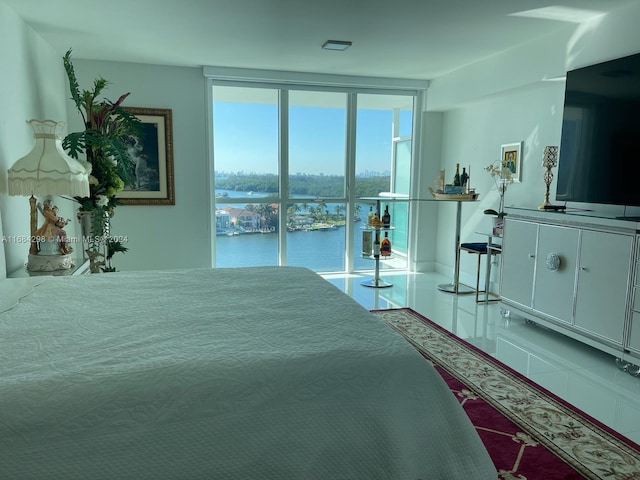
[322,269,640,446]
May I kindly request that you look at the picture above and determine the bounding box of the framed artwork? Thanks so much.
[501,141,523,182]
[117,107,175,205]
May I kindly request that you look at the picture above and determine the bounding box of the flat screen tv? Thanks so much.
[556,52,640,207]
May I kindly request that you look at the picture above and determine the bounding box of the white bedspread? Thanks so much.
[0,267,496,479]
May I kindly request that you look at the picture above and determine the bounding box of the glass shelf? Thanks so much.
[359,196,479,293]
[361,227,394,234]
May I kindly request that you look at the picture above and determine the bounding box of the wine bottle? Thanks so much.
[453,163,461,187]
[460,167,468,186]
[382,205,391,228]
[380,232,392,256]
[367,206,374,226]
[460,167,469,193]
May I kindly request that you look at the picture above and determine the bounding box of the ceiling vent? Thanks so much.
[322,40,352,51]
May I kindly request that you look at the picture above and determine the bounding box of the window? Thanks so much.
[212,86,279,268]
[208,71,424,273]
[355,95,413,271]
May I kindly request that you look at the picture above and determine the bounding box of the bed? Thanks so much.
[0,266,496,479]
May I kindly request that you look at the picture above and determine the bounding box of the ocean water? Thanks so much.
[214,190,405,272]
[215,226,373,271]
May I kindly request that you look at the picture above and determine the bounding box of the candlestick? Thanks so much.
[538,146,558,210]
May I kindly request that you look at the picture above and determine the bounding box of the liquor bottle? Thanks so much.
[460,167,469,193]
[380,232,392,256]
[453,163,461,187]
[460,167,468,187]
[382,205,391,228]
[367,206,375,226]
[362,230,372,255]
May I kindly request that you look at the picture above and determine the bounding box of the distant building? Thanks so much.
[215,209,231,231]
[289,215,314,226]
[221,207,261,230]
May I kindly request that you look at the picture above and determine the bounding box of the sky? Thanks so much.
[213,101,412,176]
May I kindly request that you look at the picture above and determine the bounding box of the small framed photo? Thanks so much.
[501,142,523,182]
[117,107,175,205]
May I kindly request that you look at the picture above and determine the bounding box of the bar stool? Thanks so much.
[457,242,501,302]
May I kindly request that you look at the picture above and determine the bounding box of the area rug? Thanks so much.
[372,307,640,480]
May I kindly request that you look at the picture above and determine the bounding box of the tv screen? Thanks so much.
[556,52,640,207]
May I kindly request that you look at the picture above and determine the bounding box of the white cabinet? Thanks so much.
[500,211,635,358]
[500,219,537,307]
[574,230,632,345]
[627,236,640,357]
[629,311,640,355]
[501,220,580,325]
[533,225,579,324]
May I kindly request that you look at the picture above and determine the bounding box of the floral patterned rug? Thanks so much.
[372,308,640,480]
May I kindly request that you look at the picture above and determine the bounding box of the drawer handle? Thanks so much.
[546,253,561,271]
[528,254,535,259]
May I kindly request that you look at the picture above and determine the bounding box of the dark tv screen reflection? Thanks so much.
[556,52,640,207]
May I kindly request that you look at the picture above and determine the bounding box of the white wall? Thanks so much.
[0,1,78,277]
[425,2,640,283]
[410,111,442,272]
[4,0,640,277]
[65,60,210,271]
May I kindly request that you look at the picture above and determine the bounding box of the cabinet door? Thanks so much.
[629,311,640,354]
[500,219,538,307]
[533,225,579,324]
[630,258,640,354]
[574,230,632,345]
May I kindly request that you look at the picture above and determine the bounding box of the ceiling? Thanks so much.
[4,0,637,80]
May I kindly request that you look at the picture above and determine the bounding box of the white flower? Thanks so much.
[96,195,109,207]
[107,155,117,166]
[88,175,99,186]
[485,161,514,184]
[485,160,514,216]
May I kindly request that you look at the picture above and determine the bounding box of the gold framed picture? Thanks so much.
[117,107,175,205]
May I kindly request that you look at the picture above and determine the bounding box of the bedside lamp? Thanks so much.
[7,120,90,271]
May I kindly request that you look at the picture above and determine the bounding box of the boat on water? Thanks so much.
[216,229,238,236]
[300,223,336,231]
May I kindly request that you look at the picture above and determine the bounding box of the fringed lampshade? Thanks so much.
[8,120,90,197]
[7,119,91,270]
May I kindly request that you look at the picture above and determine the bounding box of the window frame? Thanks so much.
[204,67,428,272]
